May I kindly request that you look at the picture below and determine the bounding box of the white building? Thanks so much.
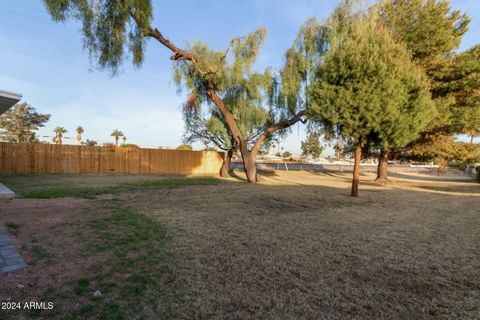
[0,89,22,115]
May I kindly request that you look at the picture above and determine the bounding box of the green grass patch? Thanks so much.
[25,200,181,319]
[72,202,179,319]
[5,221,20,235]
[31,244,54,262]
[0,175,220,199]
[74,278,91,295]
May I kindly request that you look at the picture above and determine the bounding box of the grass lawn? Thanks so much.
[0,171,479,319]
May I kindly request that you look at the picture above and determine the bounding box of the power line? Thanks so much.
[2,5,170,59]
[0,22,78,43]
[1,22,169,68]
[0,7,79,32]
[2,0,48,14]
[0,47,171,83]
[0,20,171,68]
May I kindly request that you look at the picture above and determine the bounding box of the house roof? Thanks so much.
[0,90,22,115]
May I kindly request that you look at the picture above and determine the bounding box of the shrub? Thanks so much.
[176,144,193,151]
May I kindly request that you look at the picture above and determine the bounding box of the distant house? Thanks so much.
[0,89,22,115]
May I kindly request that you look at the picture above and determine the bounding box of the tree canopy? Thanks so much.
[178,29,279,152]
[43,0,307,183]
[309,7,432,145]
[0,103,50,143]
[379,0,469,70]
[307,3,434,195]
[44,0,153,73]
[301,132,323,158]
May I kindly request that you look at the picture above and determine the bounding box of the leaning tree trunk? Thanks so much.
[351,141,362,197]
[220,148,234,178]
[239,142,258,183]
[242,151,257,183]
[375,149,389,182]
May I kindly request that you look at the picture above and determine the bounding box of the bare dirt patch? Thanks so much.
[0,198,111,315]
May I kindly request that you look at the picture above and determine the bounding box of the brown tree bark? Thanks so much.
[351,141,362,197]
[375,149,389,182]
[136,23,306,183]
[242,150,258,183]
[220,148,234,177]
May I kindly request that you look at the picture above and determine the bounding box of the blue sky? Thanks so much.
[0,0,479,154]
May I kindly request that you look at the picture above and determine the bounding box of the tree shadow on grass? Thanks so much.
[389,172,476,183]
[416,184,480,194]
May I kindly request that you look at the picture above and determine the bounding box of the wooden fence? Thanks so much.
[0,142,225,175]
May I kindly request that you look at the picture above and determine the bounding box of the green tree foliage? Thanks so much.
[410,133,479,169]
[281,18,326,115]
[282,151,292,158]
[308,4,433,196]
[301,132,323,158]
[82,139,97,147]
[171,28,307,182]
[0,103,50,143]
[435,45,480,141]
[44,0,153,73]
[379,0,469,70]
[176,144,193,151]
[380,0,477,163]
[110,129,124,147]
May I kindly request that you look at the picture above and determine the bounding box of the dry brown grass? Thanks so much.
[0,171,479,319]
[123,171,480,319]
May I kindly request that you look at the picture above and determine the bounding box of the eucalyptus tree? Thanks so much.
[308,5,433,196]
[43,1,306,183]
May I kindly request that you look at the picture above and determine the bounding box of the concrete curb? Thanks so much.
[0,183,15,199]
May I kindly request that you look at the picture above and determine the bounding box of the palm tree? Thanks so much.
[76,126,84,145]
[53,126,67,145]
[110,129,124,147]
[122,136,127,146]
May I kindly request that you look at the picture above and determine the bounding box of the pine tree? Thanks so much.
[380,0,476,167]
[308,4,433,196]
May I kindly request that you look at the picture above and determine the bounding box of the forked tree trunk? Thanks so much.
[351,142,362,197]
[375,149,389,182]
[135,27,307,184]
[220,148,234,177]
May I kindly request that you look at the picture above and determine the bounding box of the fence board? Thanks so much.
[0,142,224,175]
